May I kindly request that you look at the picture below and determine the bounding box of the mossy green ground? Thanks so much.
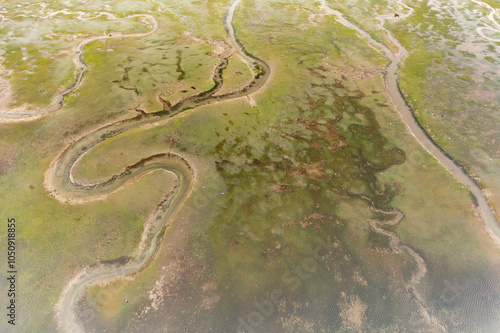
[214,54,253,96]
[387,0,500,216]
[321,0,500,216]
[0,0,499,332]
[0,3,150,108]
[71,1,499,332]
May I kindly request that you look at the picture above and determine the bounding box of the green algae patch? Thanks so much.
[1,0,500,332]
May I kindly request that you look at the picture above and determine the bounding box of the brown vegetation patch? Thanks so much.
[309,183,319,191]
[297,117,321,132]
[324,119,347,152]
[296,160,331,181]
[297,116,346,153]
[310,140,323,149]
[274,183,295,193]
[299,211,335,229]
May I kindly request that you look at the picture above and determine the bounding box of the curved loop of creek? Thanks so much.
[318,1,499,331]
[2,1,498,332]
[53,0,270,331]
[319,0,500,245]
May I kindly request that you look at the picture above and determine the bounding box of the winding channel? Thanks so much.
[318,0,500,245]
[48,0,269,331]
[318,0,500,330]
[2,0,498,331]
[472,0,500,42]
[0,13,158,123]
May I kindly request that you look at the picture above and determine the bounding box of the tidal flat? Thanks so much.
[0,0,499,332]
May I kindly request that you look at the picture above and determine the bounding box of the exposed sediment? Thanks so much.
[0,14,158,123]
[317,0,499,330]
[5,1,497,332]
[52,0,271,332]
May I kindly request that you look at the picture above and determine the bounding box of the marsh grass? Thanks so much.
[1,0,499,331]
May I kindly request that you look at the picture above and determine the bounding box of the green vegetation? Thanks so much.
[0,7,148,108]
[215,54,253,96]
[386,0,500,217]
[0,0,499,332]
[485,56,495,63]
[71,1,500,331]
